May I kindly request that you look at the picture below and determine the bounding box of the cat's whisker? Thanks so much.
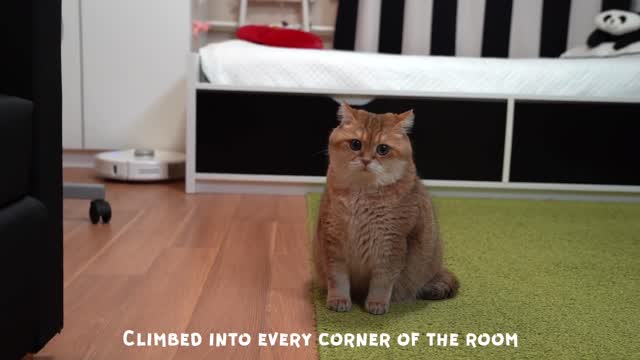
[348,160,363,170]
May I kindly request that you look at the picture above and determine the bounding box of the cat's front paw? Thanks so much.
[365,299,389,315]
[327,296,352,312]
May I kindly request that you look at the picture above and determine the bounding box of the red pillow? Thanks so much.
[236,25,323,49]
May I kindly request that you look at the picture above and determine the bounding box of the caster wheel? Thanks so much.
[90,199,112,224]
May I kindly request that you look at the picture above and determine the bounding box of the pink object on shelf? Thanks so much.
[192,21,210,37]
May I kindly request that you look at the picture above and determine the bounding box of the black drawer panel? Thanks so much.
[196,91,507,181]
[511,101,640,185]
[365,97,506,181]
[196,91,335,176]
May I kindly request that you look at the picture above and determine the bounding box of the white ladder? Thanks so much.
[238,0,311,32]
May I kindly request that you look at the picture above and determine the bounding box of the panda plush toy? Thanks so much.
[587,9,640,50]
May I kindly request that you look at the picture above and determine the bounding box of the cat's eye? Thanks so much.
[349,139,362,151]
[376,144,390,156]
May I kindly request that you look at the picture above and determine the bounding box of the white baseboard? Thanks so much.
[63,151,99,168]
[194,181,324,195]
[190,178,640,203]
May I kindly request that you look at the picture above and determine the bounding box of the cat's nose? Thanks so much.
[361,159,371,166]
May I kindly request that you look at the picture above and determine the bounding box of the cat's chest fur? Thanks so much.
[344,193,391,244]
[337,191,412,274]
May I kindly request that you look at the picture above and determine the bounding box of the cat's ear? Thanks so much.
[396,110,415,132]
[338,102,357,125]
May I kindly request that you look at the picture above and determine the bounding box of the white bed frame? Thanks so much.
[186,53,640,202]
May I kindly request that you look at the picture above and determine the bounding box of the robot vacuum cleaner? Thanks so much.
[95,149,186,181]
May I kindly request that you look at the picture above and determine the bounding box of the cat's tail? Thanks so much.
[418,268,460,300]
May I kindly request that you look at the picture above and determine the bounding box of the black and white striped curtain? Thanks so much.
[334,0,640,57]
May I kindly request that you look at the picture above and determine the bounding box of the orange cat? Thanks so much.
[314,103,459,315]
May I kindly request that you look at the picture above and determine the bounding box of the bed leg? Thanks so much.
[186,53,198,194]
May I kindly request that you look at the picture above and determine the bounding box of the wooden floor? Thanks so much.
[38,169,317,360]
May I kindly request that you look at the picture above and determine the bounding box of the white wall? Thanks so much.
[81,0,190,151]
[61,0,83,149]
[63,0,337,151]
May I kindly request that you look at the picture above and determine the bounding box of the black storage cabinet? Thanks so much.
[0,1,64,358]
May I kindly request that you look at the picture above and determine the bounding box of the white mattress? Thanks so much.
[199,40,640,99]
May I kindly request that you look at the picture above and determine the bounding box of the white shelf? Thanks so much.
[205,20,334,35]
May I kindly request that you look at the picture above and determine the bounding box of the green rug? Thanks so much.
[306,194,640,359]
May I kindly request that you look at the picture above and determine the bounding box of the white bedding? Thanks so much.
[199,40,640,99]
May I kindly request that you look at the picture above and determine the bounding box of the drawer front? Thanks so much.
[196,91,335,176]
[196,91,507,181]
[365,97,506,181]
[511,101,640,186]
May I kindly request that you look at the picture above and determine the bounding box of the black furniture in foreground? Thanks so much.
[0,1,64,358]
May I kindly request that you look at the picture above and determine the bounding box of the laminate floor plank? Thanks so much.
[85,248,218,360]
[37,169,318,360]
[172,221,276,360]
[84,199,194,275]
[63,209,142,287]
[275,195,309,224]
[260,222,317,360]
[171,195,241,249]
[38,275,143,359]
